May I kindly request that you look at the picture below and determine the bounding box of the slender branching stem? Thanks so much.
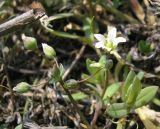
[59,79,92,129]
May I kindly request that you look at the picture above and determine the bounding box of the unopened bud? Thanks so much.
[42,43,56,59]
[13,82,31,93]
[22,34,38,50]
[64,79,78,89]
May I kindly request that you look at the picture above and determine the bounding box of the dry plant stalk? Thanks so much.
[0,9,45,36]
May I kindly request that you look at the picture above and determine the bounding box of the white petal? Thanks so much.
[113,37,126,45]
[108,26,117,41]
[42,43,48,49]
[94,34,106,42]
[94,41,105,48]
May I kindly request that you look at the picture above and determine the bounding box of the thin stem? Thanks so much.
[41,21,91,44]
[62,45,86,80]
[87,0,94,17]
[0,84,10,91]
[59,79,92,129]
[52,56,91,128]
[23,97,30,119]
[1,40,14,111]
[101,3,139,24]
[101,70,109,99]
[78,67,104,84]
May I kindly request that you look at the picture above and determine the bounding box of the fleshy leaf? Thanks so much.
[134,86,158,108]
[137,71,144,80]
[122,70,136,101]
[103,83,121,105]
[99,55,107,66]
[90,62,103,68]
[52,67,61,82]
[59,64,65,77]
[81,73,97,84]
[126,76,141,107]
[86,58,96,74]
[64,92,88,101]
[108,103,129,118]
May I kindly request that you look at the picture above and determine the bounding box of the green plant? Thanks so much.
[138,40,153,55]
[108,70,158,118]
[82,55,113,98]
[82,58,158,118]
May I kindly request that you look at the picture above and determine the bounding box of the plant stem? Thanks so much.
[59,79,92,129]
[2,40,14,112]
[23,97,30,120]
[101,3,139,24]
[41,20,91,44]
[87,0,94,17]
[101,70,109,99]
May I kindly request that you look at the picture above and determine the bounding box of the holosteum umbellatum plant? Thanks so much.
[13,25,158,128]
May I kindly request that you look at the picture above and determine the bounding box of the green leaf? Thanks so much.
[138,40,152,55]
[90,62,103,68]
[126,77,141,107]
[99,55,107,66]
[137,71,144,80]
[52,67,61,82]
[51,64,64,82]
[59,64,65,77]
[85,57,112,86]
[153,98,160,106]
[86,58,103,82]
[103,83,121,104]
[64,92,88,101]
[81,73,97,84]
[15,124,22,129]
[83,17,93,39]
[122,70,136,101]
[108,103,129,118]
[114,62,124,81]
[99,55,113,69]
[134,86,158,108]
[86,58,96,74]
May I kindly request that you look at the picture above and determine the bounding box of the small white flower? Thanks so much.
[94,26,126,51]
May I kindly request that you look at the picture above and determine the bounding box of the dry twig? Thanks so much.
[0,9,45,36]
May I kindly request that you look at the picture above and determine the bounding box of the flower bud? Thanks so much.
[64,79,78,89]
[42,43,56,59]
[13,82,31,93]
[22,34,38,50]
